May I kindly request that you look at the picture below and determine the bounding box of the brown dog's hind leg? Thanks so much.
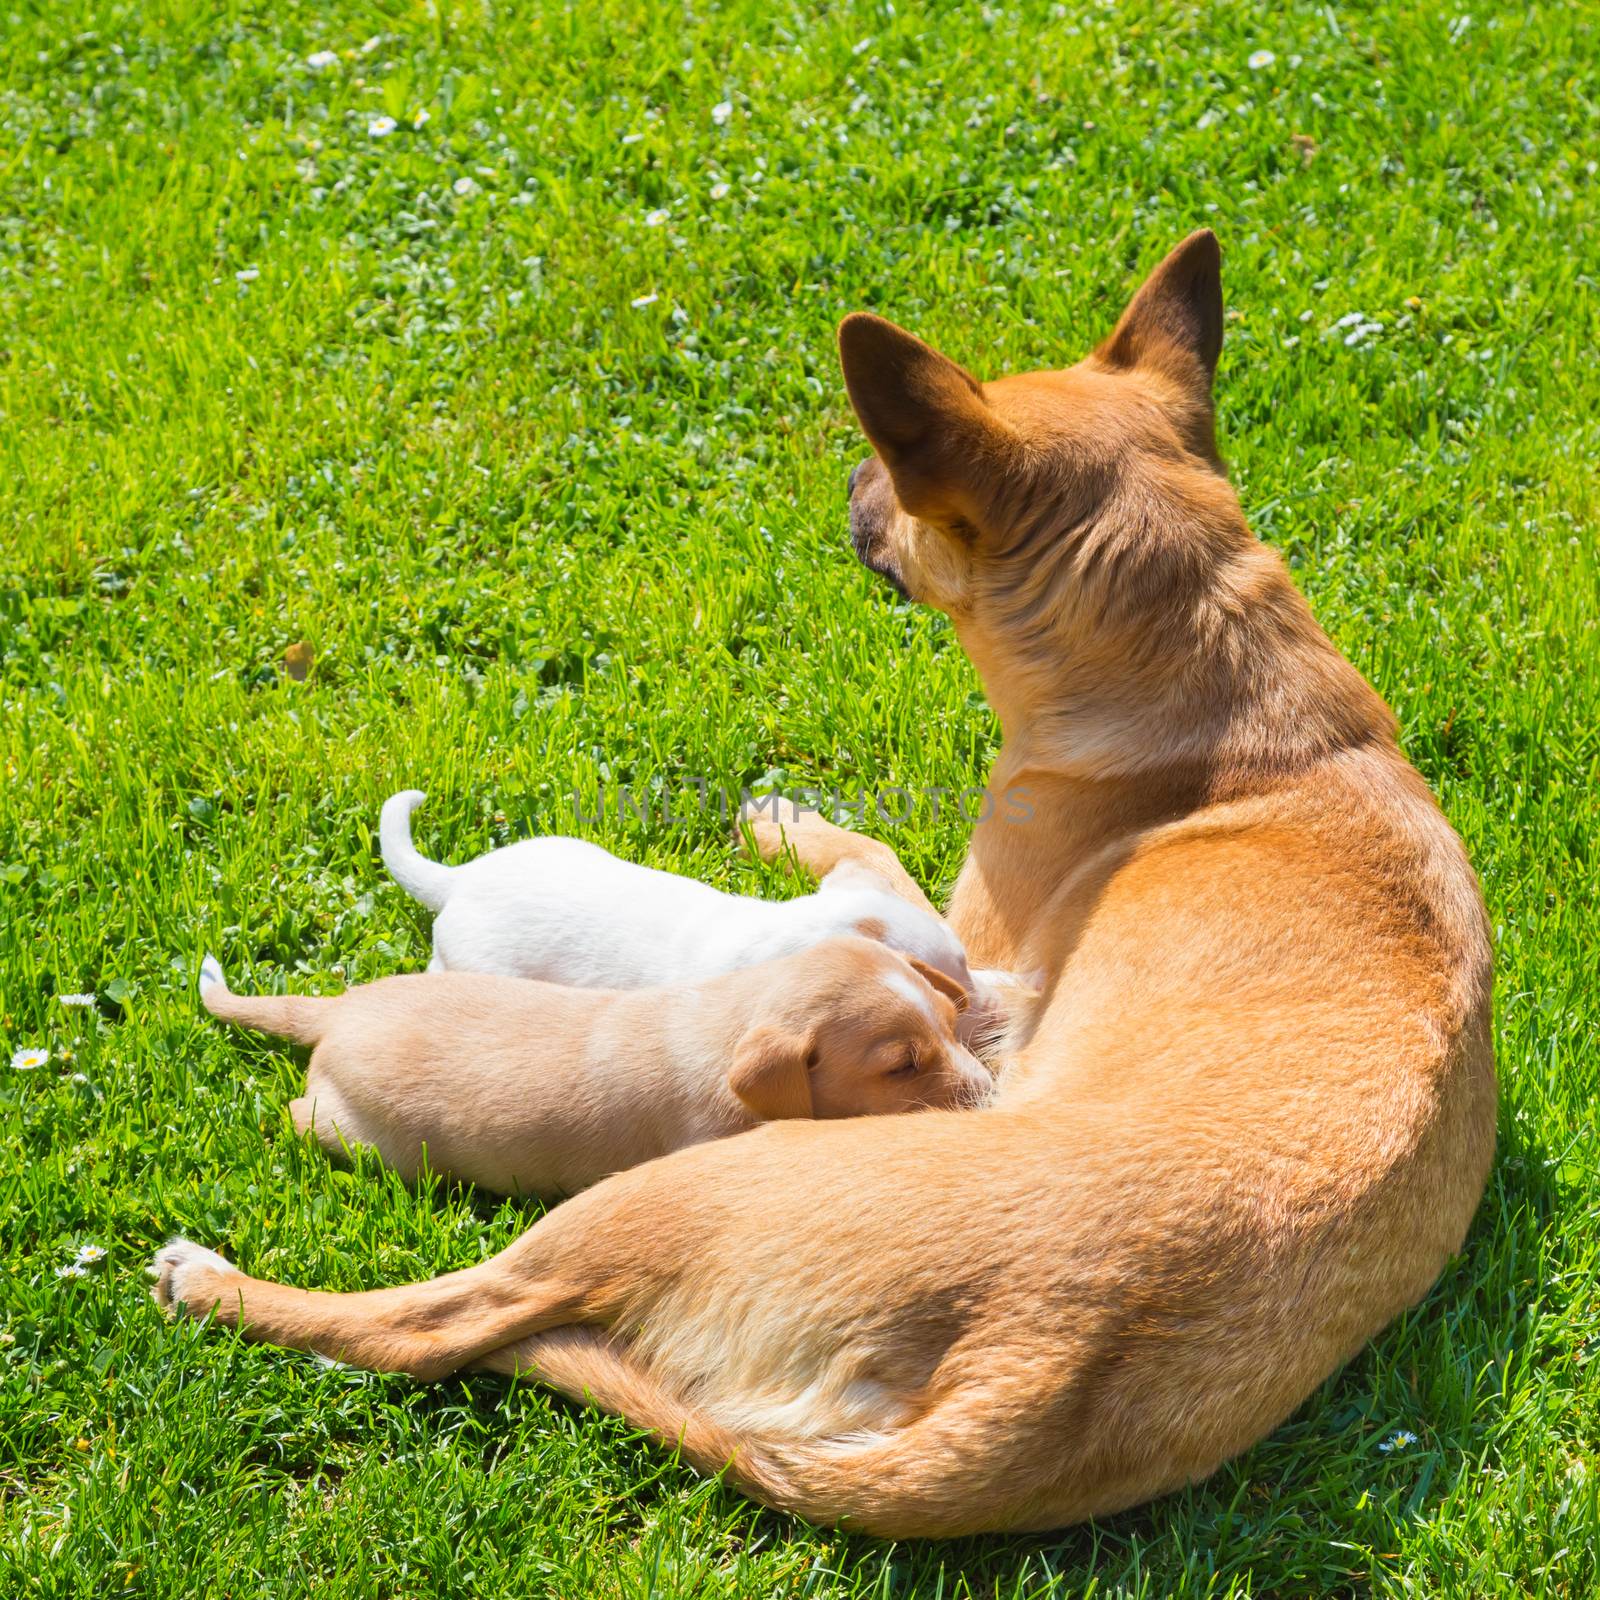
[737,793,937,915]
[148,1225,603,1381]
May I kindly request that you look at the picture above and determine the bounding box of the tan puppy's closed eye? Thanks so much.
[727,1025,817,1121]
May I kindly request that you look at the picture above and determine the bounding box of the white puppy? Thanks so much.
[379,789,986,1007]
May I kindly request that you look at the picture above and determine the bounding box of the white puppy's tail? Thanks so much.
[379,789,456,912]
[199,954,336,1045]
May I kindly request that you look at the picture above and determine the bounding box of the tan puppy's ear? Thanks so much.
[837,313,1016,522]
[728,1026,816,1121]
[906,957,969,1014]
[1096,231,1223,453]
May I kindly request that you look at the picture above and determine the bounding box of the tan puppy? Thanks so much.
[153,233,1494,1539]
[198,939,988,1195]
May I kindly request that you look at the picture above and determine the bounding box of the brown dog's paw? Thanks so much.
[148,1237,240,1316]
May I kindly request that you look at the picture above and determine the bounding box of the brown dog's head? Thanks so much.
[837,231,1272,737]
[726,936,992,1122]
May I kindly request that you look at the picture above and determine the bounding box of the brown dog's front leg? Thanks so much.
[737,793,938,916]
[148,1236,592,1380]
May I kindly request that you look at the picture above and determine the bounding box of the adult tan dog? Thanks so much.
[151,232,1494,1538]
[196,938,987,1195]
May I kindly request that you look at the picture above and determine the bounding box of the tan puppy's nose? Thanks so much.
[848,458,868,497]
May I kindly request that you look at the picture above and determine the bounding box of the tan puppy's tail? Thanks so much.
[198,954,336,1045]
[379,789,456,912]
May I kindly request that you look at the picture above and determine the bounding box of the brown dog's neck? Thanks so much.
[959,522,1396,803]
[944,521,1400,978]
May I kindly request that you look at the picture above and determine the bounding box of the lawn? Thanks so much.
[2,0,1597,1593]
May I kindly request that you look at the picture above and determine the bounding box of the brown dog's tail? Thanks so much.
[489,1328,1030,1538]
[487,1328,753,1478]
[199,954,336,1045]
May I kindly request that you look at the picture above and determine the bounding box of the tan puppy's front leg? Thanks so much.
[737,793,937,916]
[148,1236,590,1380]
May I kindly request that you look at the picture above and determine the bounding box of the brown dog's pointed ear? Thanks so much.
[1097,230,1224,404]
[905,957,969,1014]
[838,313,1014,522]
[727,1025,815,1121]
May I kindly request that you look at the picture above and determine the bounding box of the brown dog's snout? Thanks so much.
[848,457,868,497]
[847,461,912,599]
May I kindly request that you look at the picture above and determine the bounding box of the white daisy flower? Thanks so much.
[412,108,431,129]
[10,1047,48,1071]
[58,993,97,1008]
[368,116,397,137]
[235,267,259,283]
[74,1244,107,1267]
[1248,49,1276,70]
[711,100,733,125]
[1378,1429,1418,1452]
[621,131,643,145]
[644,208,670,226]
[55,1263,88,1280]
[306,49,340,71]
[709,181,731,200]
[630,293,659,309]
[452,176,479,196]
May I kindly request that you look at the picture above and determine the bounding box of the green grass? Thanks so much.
[1,0,1596,1593]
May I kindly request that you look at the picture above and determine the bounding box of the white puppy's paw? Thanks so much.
[737,790,819,823]
[148,1237,240,1316]
[198,953,225,998]
[737,792,833,861]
